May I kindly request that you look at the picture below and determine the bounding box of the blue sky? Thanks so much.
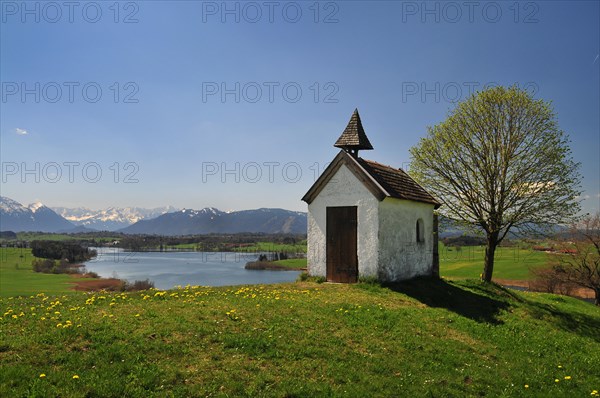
[1,0,598,213]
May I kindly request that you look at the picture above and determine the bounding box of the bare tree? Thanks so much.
[410,86,582,282]
[553,213,600,305]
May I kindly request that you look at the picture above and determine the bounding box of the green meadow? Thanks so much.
[0,248,598,397]
[1,280,598,397]
[0,248,81,298]
[439,243,548,280]
[272,258,308,269]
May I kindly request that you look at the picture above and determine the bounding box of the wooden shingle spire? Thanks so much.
[334,108,374,157]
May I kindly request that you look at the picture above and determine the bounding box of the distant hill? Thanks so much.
[0,197,75,233]
[119,208,307,235]
[0,231,17,240]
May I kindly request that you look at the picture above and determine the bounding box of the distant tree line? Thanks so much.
[117,233,306,251]
[32,258,79,274]
[30,240,97,262]
[442,236,486,247]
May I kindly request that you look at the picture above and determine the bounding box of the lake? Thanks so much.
[84,248,301,290]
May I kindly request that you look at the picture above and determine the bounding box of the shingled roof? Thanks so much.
[357,158,440,207]
[302,151,441,208]
[334,109,374,151]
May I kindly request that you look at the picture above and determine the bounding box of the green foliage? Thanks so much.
[442,235,486,247]
[30,241,96,262]
[410,86,581,281]
[0,281,598,397]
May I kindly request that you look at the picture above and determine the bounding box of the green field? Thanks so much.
[439,243,548,280]
[14,233,76,241]
[234,241,307,254]
[0,248,83,297]
[1,280,598,397]
[273,258,308,269]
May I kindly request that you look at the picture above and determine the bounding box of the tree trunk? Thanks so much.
[482,233,499,282]
[595,288,600,306]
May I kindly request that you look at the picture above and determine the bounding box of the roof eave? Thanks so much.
[301,151,388,204]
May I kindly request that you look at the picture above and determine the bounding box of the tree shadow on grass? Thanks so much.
[384,277,511,325]
[385,277,600,341]
[519,297,600,342]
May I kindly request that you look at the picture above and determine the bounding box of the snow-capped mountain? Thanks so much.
[52,206,179,231]
[119,207,307,235]
[0,197,75,232]
[1,196,307,235]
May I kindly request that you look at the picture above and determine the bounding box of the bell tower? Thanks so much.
[334,108,374,158]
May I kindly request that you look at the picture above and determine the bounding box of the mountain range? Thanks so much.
[0,197,307,235]
[119,207,307,235]
[52,206,178,231]
[0,197,76,233]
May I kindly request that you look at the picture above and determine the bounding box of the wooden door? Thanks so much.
[326,206,358,283]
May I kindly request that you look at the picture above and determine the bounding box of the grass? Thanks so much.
[439,243,548,280]
[272,258,307,269]
[233,241,307,253]
[15,233,77,242]
[0,248,85,298]
[0,279,598,397]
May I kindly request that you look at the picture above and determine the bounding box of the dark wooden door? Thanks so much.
[326,206,358,283]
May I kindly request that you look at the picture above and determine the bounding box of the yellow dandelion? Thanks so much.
[555,379,560,383]
[558,365,563,369]
[39,373,46,378]
[72,375,79,379]
[524,385,529,388]
[564,376,571,380]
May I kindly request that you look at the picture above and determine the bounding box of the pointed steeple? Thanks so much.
[334,108,374,157]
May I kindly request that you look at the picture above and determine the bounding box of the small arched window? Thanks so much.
[416,218,425,243]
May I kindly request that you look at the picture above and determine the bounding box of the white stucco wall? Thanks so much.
[307,164,379,279]
[377,198,435,281]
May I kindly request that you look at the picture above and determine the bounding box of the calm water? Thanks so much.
[84,248,301,290]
